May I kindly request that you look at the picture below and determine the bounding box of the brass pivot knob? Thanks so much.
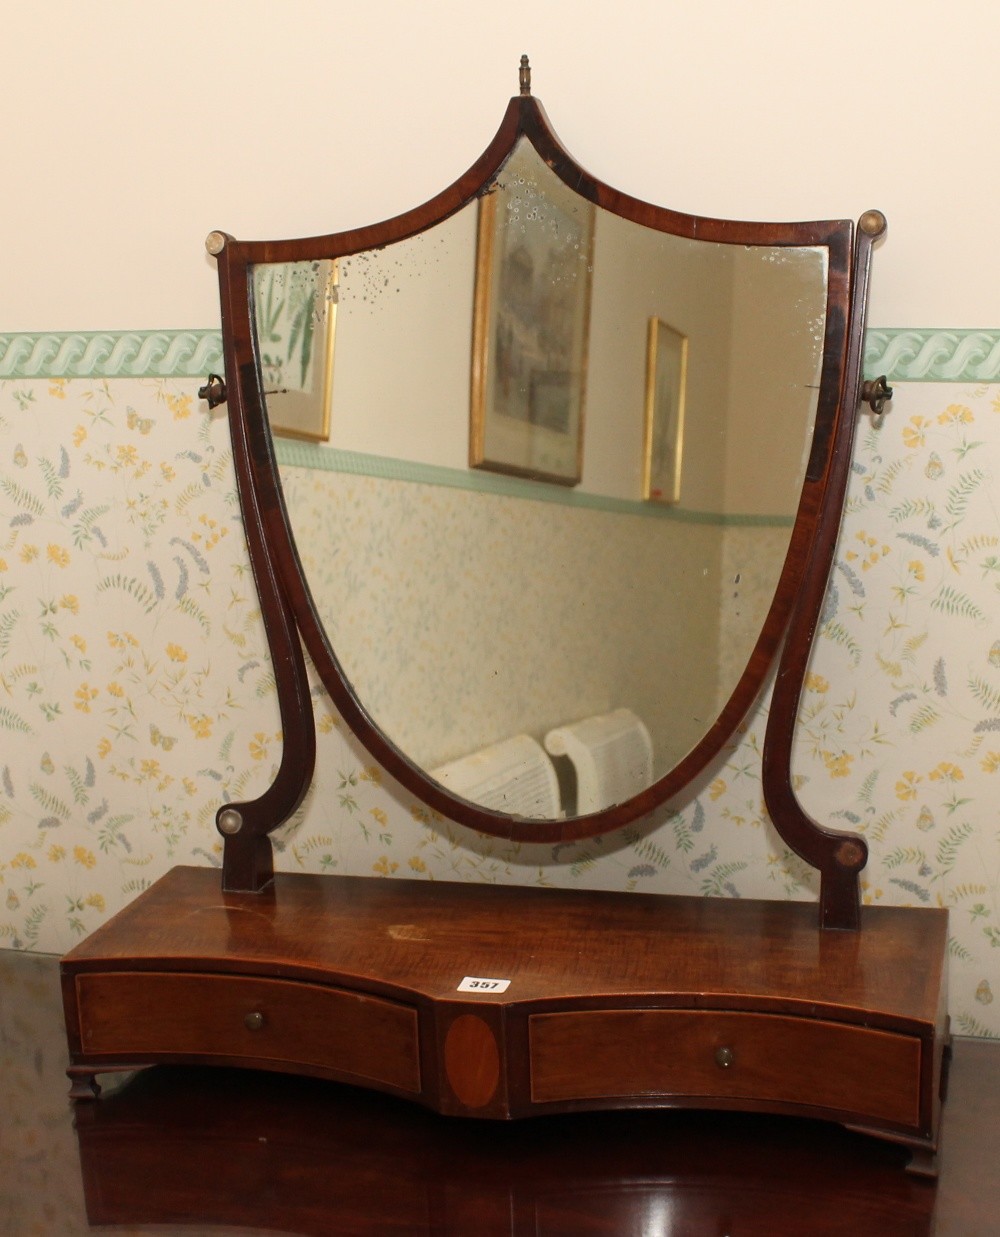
[861,374,893,416]
[217,808,243,836]
[198,373,227,410]
[244,1011,265,1031]
[715,1045,735,1069]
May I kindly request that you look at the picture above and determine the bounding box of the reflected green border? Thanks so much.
[274,439,793,527]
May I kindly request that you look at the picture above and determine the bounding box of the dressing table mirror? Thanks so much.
[61,59,950,1173]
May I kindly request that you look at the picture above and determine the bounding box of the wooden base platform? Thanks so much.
[61,865,949,1170]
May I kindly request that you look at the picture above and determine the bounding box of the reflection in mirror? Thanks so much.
[252,141,829,820]
[470,139,594,485]
[253,260,336,442]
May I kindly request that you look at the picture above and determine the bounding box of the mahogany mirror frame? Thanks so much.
[207,67,883,931]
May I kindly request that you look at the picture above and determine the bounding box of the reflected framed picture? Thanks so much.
[470,141,594,486]
[253,259,337,442]
[643,317,687,504]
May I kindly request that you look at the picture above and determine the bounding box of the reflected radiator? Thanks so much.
[544,708,653,814]
[430,734,561,819]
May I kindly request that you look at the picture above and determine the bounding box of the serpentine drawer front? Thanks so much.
[73,971,421,1095]
[528,1009,922,1129]
[61,869,949,1168]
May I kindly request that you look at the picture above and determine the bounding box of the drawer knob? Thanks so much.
[714,1045,734,1069]
[244,1011,265,1032]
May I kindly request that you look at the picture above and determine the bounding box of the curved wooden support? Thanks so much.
[762,213,885,931]
[212,247,318,893]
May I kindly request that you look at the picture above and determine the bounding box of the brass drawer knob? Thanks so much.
[715,1045,734,1069]
[244,1011,265,1032]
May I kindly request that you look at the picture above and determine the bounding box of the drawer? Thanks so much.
[529,1008,921,1128]
[74,971,420,1094]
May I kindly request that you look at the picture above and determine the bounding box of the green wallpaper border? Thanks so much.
[3,326,993,522]
[864,329,1000,382]
[0,330,223,378]
[3,328,1000,383]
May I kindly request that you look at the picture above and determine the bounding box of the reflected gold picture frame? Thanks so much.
[643,316,687,504]
[253,259,338,443]
[470,143,594,486]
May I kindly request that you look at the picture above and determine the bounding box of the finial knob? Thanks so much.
[519,55,531,95]
[858,210,887,238]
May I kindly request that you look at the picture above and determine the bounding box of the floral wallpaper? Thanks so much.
[1,374,999,1039]
[0,377,279,947]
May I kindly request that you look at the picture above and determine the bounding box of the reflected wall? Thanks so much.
[280,465,794,780]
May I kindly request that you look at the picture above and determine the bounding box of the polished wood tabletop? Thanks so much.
[3,948,997,1234]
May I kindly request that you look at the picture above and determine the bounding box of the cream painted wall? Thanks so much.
[5,0,1000,333]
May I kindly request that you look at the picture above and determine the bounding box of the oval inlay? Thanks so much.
[444,1013,501,1109]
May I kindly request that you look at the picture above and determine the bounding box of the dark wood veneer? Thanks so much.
[74,971,421,1093]
[80,1047,994,1235]
[62,865,949,1163]
[529,1009,921,1126]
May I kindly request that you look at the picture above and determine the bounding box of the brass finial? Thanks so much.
[519,55,531,95]
[858,209,887,238]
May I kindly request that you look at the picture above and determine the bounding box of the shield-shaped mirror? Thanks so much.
[208,64,876,925]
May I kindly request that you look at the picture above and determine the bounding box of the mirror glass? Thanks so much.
[251,140,829,820]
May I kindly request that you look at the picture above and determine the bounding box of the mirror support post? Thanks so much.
[207,237,318,893]
[762,212,885,931]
